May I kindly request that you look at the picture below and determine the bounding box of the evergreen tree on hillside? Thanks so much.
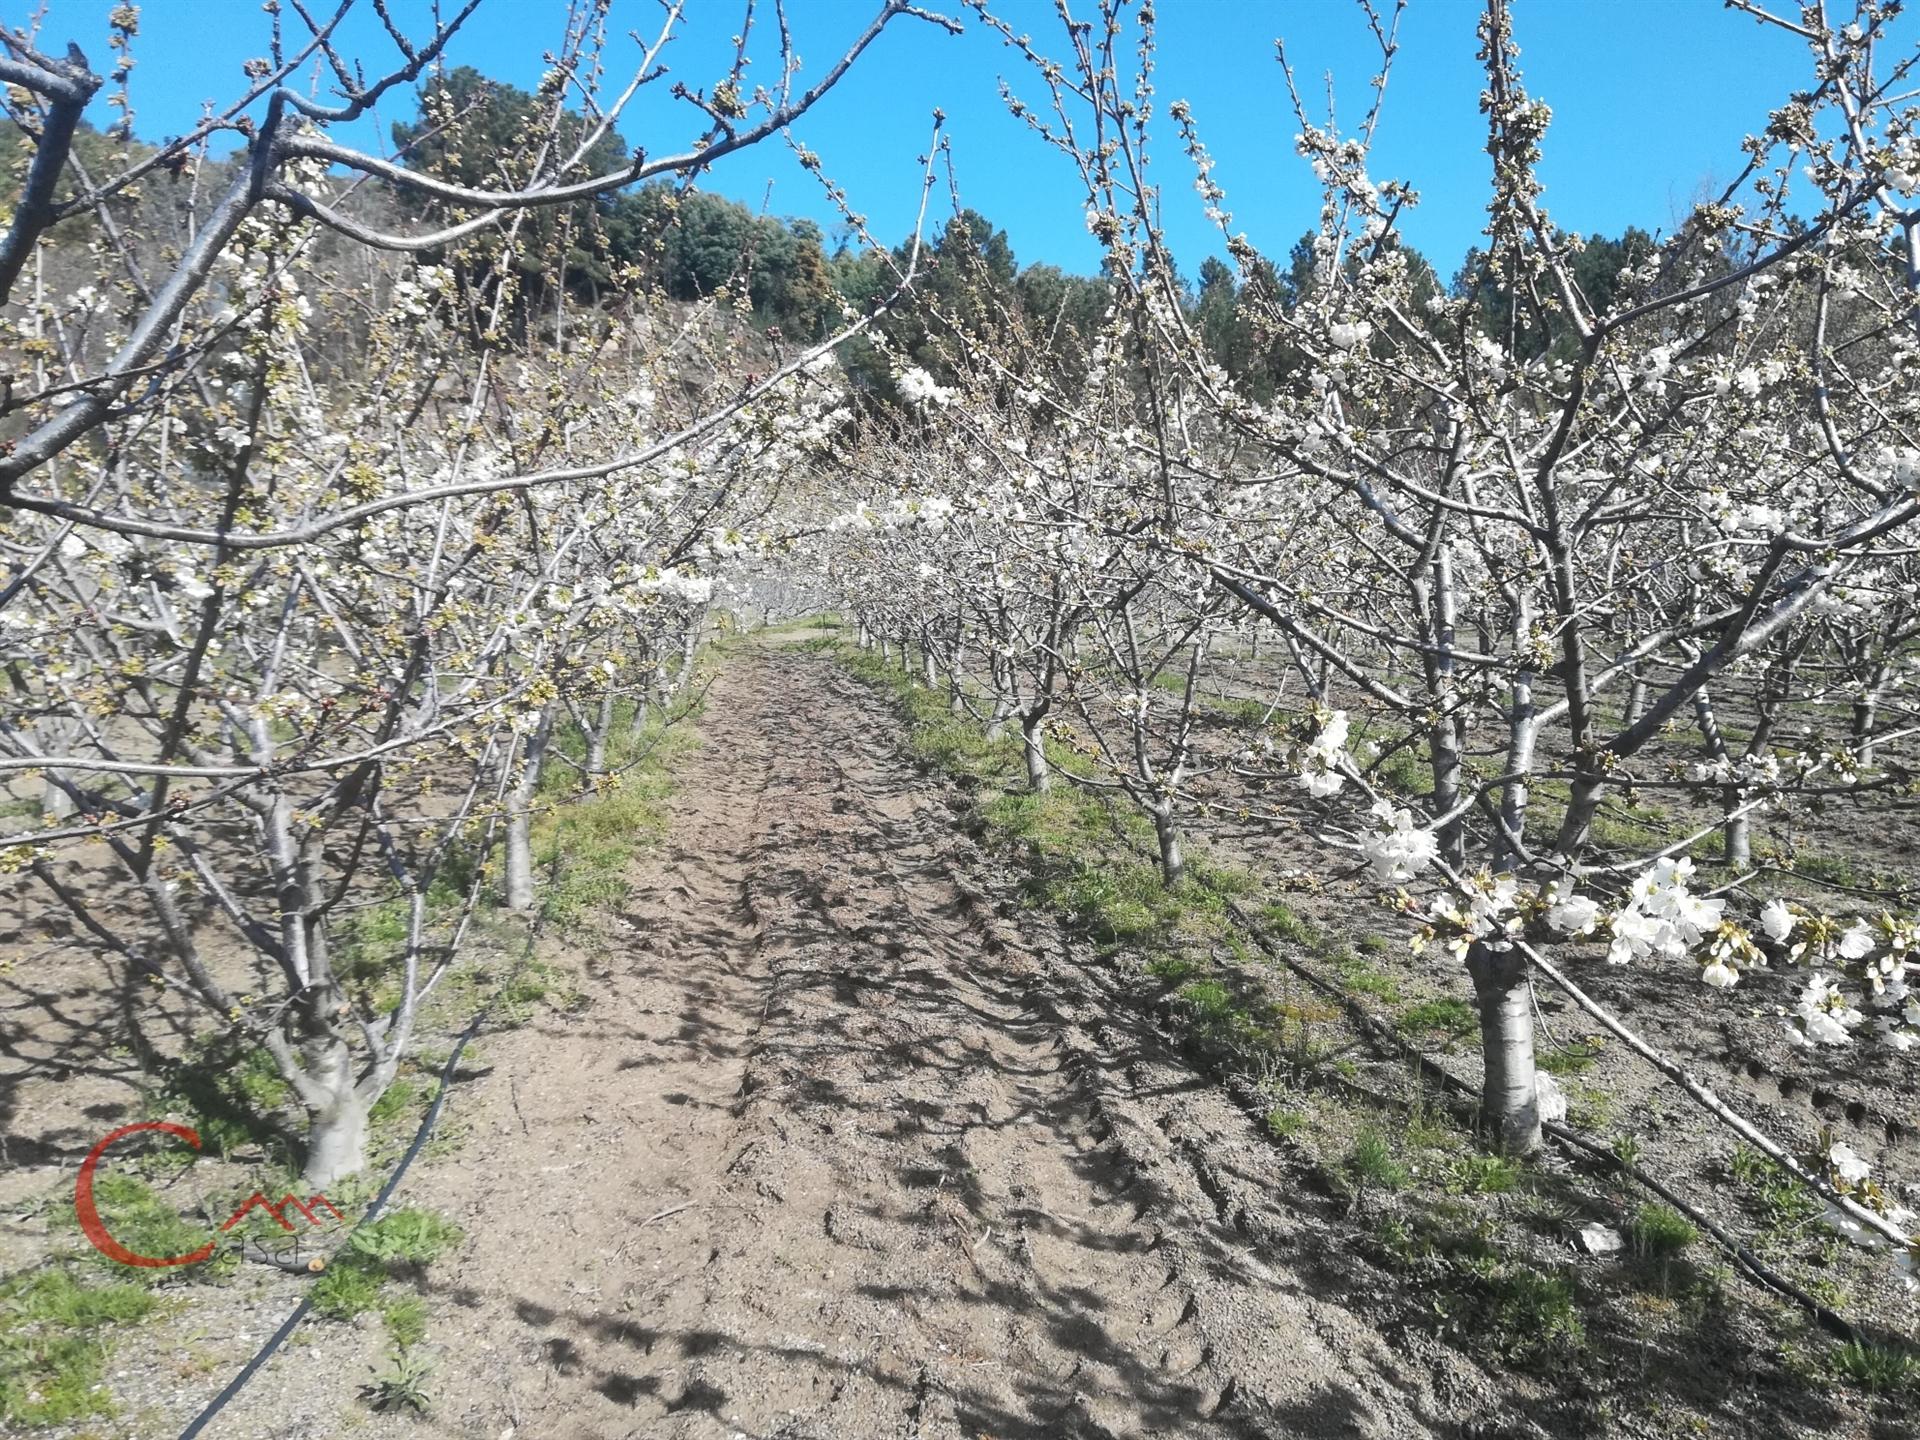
[391,66,631,299]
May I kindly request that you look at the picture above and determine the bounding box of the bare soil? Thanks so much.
[9,648,1907,1438]
[190,650,1493,1438]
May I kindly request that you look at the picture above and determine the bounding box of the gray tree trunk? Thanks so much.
[585,691,617,782]
[673,628,699,694]
[1623,670,1648,728]
[299,1036,372,1186]
[1422,551,1466,867]
[1152,806,1184,886]
[1466,942,1542,1154]
[1693,688,1749,868]
[505,710,555,913]
[1853,692,1879,766]
[1022,713,1050,793]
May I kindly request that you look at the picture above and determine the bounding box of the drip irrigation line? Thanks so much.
[177,900,552,1440]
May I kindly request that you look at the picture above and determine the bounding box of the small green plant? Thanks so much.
[383,1295,430,1348]
[311,1259,385,1320]
[1629,1202,1697,1260]
[498,957,576,1020]
[370,1077,429,1128]
[1372,1214,1417,1263]
[313,1208,463,1322]
[1830,1338,1918,1395]
[1264,1105,1306,1139]
[1727,1146,1823,1233]
[348,1209,463,1267]
[1403,1102,1458,1153]
[1347,1129,1410,1197]
[1144,953,1199,984]
[1178,978,1235,1025]
[1449,1152,1523,1195]
[1259,902,1313,946]
[1487,1265,1585,1362]
[1329,946,1401,1002]
[1610,1134,1643,1170]
[361,1345,435,1415]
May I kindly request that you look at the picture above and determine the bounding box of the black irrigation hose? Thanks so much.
[177,903,551,1440]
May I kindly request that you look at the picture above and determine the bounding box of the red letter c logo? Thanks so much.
[76,1122,217,1269]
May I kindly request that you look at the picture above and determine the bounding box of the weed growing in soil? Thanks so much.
[361,1345,435,1415]
[369,1076,436,1129]
[1327,945,1401,1002]
[1449,1152,1523,1195]
[313,1208,462,1329]
[311,1260,385,1321]
[1144,953,1200,983]
[0,1268,155,1428]
[1347,1128,1411,1199]
[383,1296,430,1349]
[1629,1203,1698,1261]
[1829,1338,1918,1395]
[1728,1146,1825,1235]
[1535,1036,1606,1076]
[1265,1104,1308,1138]
[346,1208,462,1268]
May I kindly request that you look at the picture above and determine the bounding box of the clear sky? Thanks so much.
[20,0,1896,282]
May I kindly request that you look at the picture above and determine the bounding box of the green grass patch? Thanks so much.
[314,1208,463,1324]
[1397,998,1477,1046]
[0,1267,155,1427]
[1536,1037,1605,1077]
[531,699,699,921]
[369,1076,435,1129]
[53,1172,228,1285]
[1258,901,1315,947]
[1448,1152,1524,1195]
[141,1034,294,1159]
[1178,978,1235,1024]
[1346,1128,1411,1196]
[1328,946,1401,1003]
[1628,1202,1698,1261]
[1373,1202,1586,1366]
[1144,954,1200,984]
[1830,1338,1919,1396]
[1264,1104,1308,1138]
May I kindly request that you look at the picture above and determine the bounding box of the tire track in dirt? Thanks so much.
[222,652,1472,1438]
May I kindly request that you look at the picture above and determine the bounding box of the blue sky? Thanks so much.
[25,0,1880,281]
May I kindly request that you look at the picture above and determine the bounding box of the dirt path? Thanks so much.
[224,653,1477,1439]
